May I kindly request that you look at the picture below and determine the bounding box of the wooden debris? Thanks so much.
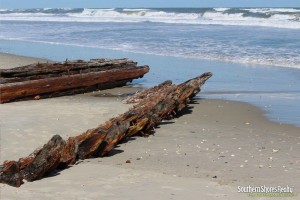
[0,58,149,103]
[0,72,212,187]
[122,80,173,104]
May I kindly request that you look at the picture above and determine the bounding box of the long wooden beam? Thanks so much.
[0,72,212,187]
[0,59,149,103]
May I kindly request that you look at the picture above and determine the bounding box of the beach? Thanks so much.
[1,7,300,199]
[0,53,49,68]
[1,53,299,199]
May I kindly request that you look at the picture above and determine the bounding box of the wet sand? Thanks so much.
[1,53,299,199]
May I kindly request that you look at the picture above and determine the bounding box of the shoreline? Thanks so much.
[1,37,300,128]
[1,53,300,199]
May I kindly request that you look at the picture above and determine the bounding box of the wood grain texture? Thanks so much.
[0,59,149,103]
[0,72,212,187]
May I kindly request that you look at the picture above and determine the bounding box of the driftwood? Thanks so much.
[0,72,212,187]
[0,58,149,103]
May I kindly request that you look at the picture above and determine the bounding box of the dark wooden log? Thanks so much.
[122,80,173,104]
[59,137,78,167]
[0,161,22,187]
[20,135,66,182]
[0,72,212,187]
[0,59,137,80]
[0,58,149,103]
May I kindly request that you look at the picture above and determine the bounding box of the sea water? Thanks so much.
[0,8,300,126]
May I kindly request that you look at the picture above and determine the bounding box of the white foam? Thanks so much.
[270,14,295,20]
[1,36,299,69]
[202,12,244,20]
[77,8,119,17]
[213,8,230,12]
[123,8,150,12]
[0,8,300,29]
[243,8,300,13]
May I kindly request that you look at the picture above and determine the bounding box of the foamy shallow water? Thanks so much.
[0,9,300,69]
[0,8,299,126]
[1,39,299,127]
[1,8,300,29]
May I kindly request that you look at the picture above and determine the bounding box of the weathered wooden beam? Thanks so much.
[122,80,173,104]
[1,66,149,103]
[0,72,212,187]
[0,59,137,79]
[0,58,149,103]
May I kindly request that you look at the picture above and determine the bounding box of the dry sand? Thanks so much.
[0,53,50,69]
[1,53,299,199]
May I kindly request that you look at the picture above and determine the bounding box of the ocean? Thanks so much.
[0,8,300,126]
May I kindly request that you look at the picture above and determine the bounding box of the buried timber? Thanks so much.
[0,58,149,103]
[0,72,212,187]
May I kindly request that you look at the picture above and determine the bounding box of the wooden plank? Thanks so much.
[0,64,149,103]
[0,72,212,187]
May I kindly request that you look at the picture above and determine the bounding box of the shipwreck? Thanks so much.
[0,58,149,103]
[0,72,212,187]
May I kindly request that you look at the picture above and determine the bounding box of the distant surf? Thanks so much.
[1,8,300,29]
[0,8,300,68]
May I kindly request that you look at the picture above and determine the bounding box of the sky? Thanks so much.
[1,0,300,9]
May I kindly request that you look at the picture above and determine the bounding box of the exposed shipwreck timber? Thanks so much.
[0,58,149,103]
[0,72,212,187]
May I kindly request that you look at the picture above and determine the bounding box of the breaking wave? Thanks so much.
[0,7,300,29]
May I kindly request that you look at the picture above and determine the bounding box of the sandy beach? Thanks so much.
[1,53,299,199]
[0,53,50,68]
